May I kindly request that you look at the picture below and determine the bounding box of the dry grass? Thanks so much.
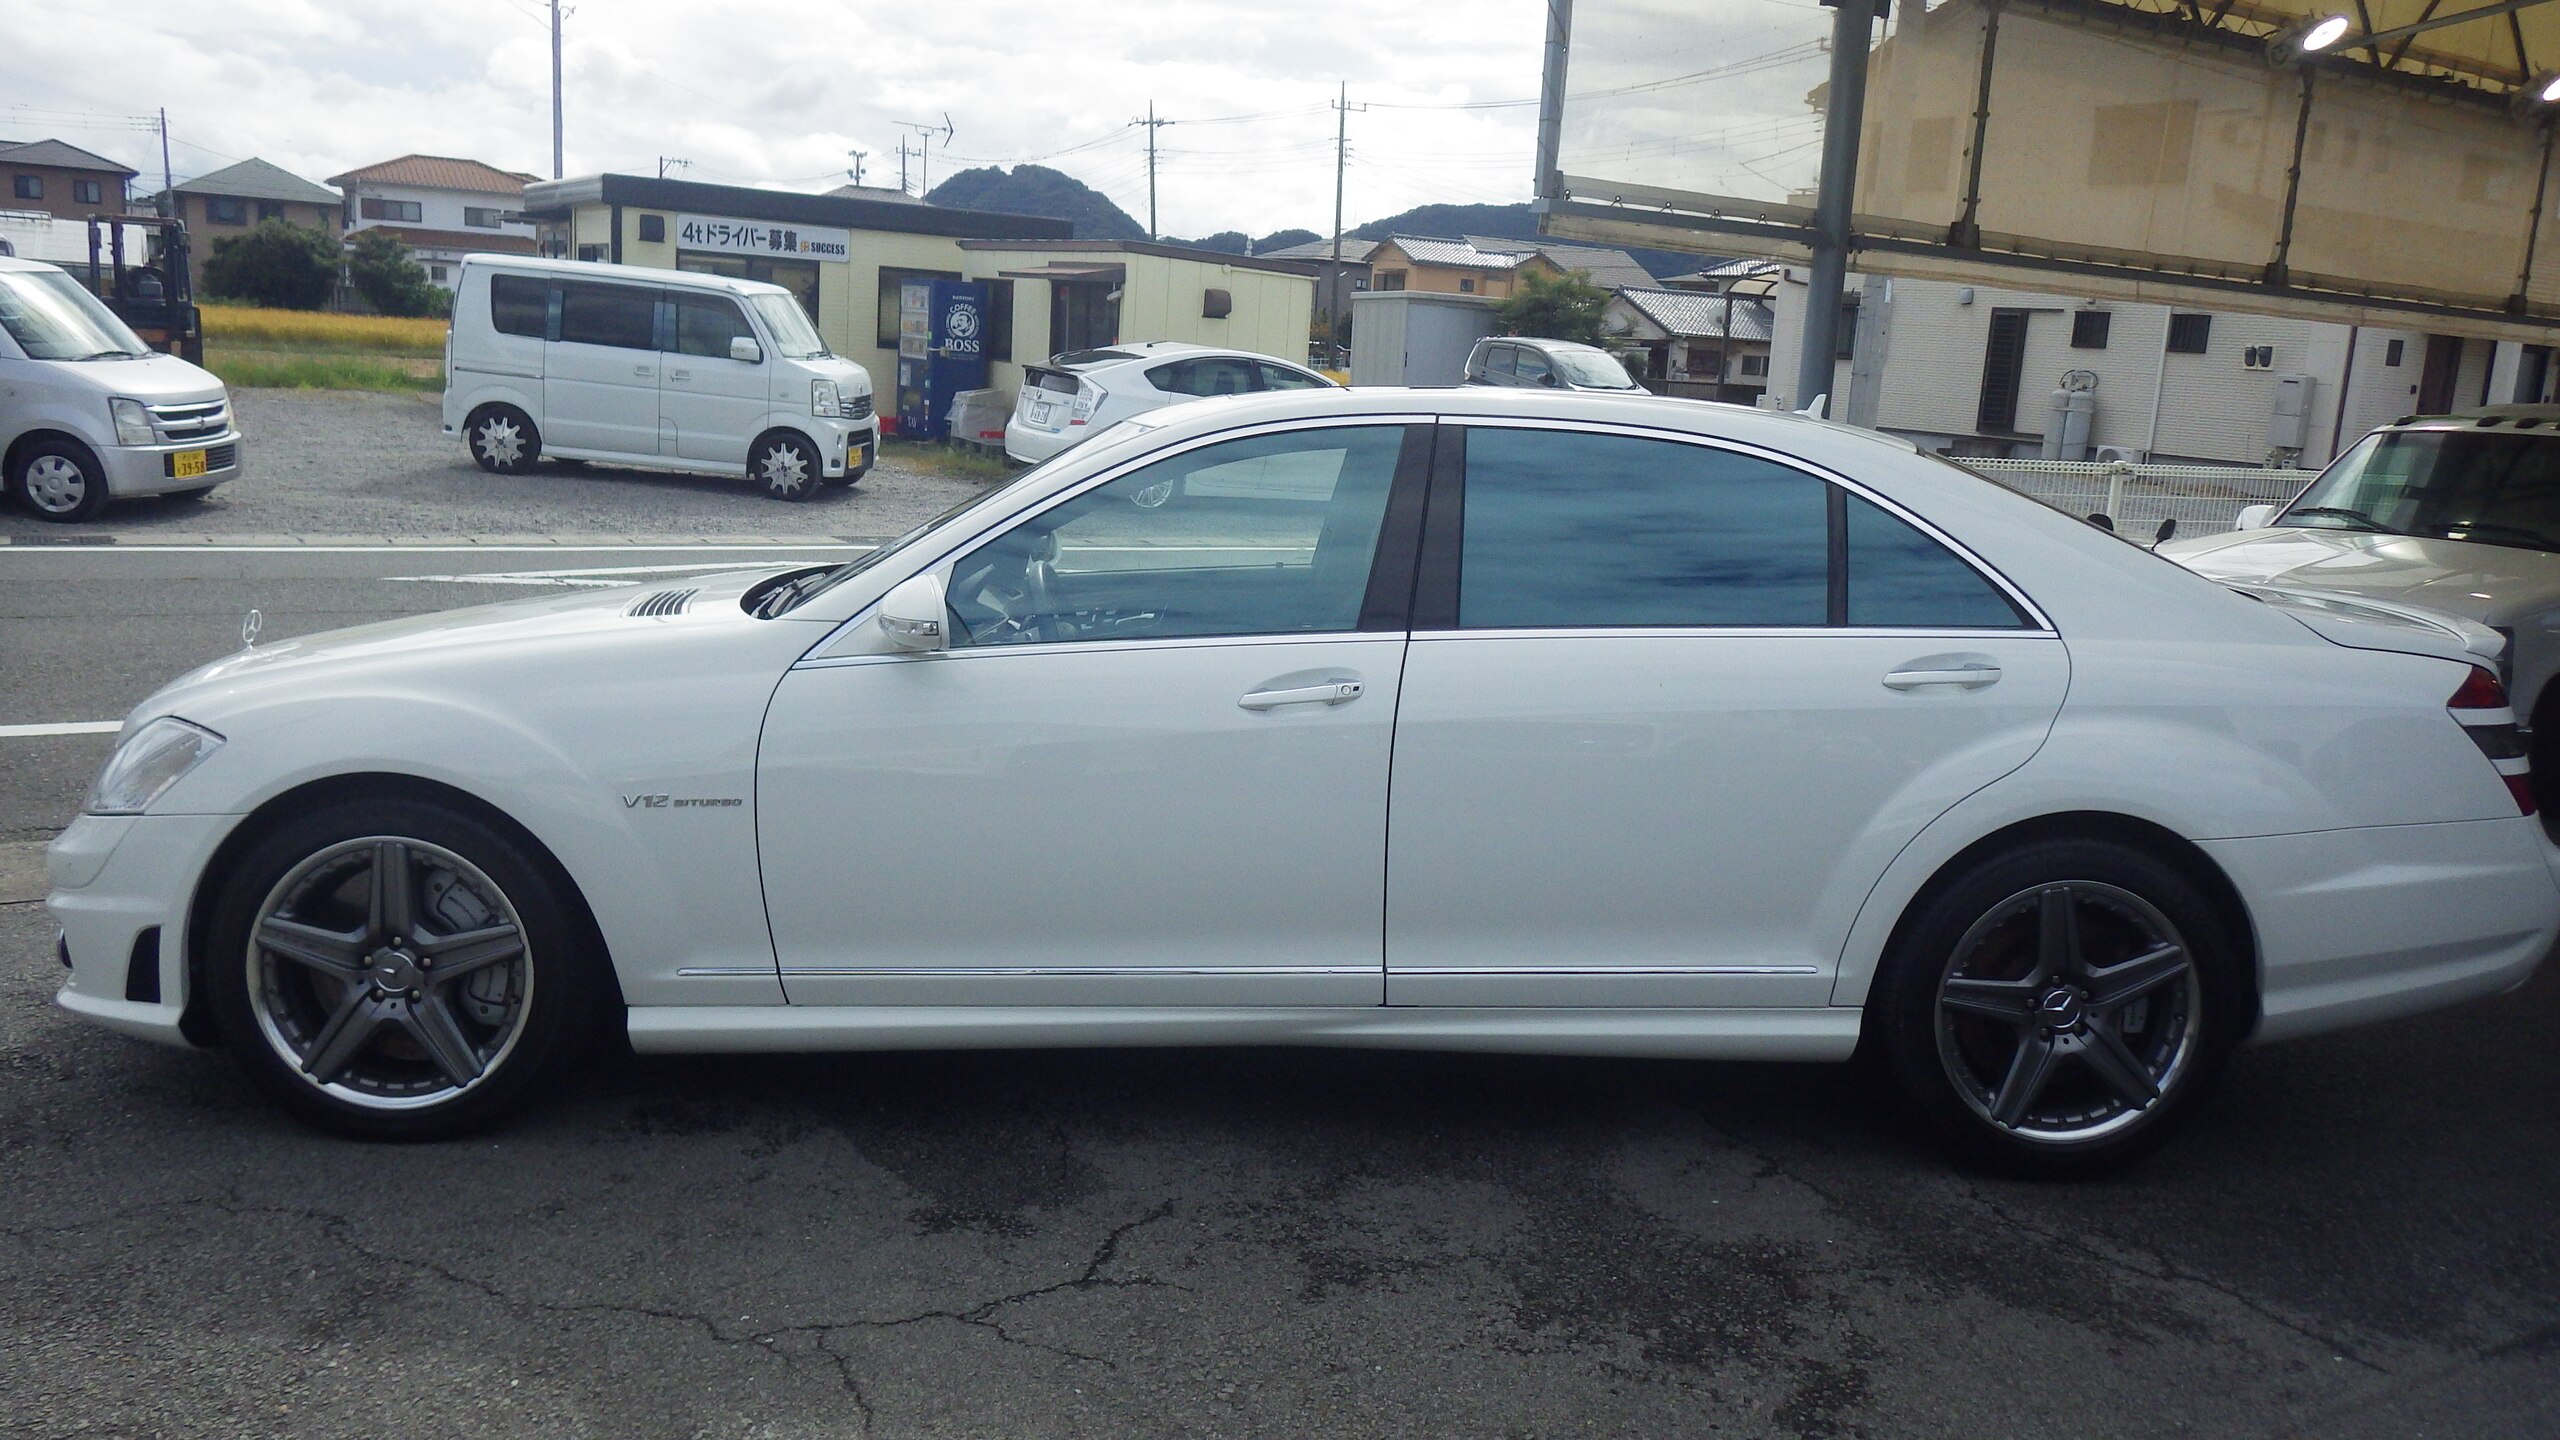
[201,305,448,356]
[203,345,441,392]
[883,437,1018,482]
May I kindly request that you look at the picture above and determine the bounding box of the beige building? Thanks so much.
[957,240,1318,395]
[151,158,342,296]
[1364,236,1559,299]
[0,139,133,219]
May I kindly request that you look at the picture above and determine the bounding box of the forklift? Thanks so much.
[82,212,201,364]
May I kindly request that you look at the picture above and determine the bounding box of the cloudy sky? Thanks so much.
[3,0,1554,237]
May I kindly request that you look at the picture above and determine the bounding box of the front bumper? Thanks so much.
[97,428,244,499]
[48,810,237,1048]
[814,413,881,478]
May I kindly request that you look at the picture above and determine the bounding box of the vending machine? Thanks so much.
[895,279,990,441]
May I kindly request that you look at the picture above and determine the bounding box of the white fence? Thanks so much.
[1959,459,2315,538]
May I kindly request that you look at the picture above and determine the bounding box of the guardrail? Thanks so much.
[1958,458,2316,537]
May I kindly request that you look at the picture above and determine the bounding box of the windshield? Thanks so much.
[748,293,831,360]
[2280,429,2560,551]
[1552,349,1641,389]
[0,267,151,360]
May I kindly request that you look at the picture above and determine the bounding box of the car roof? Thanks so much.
[1479,336,1611,356]
[457,252,793,300]
[1045,342,1310,371]
[0,255,68,274]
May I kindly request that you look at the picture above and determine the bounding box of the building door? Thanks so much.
[2518,344,2553,405]
[2418,335,2463,414]
[1050,281,1119,353]
[1977,309,2032,433]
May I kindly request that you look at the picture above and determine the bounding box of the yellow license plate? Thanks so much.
[171,449,208,479]
[853,443,871,467]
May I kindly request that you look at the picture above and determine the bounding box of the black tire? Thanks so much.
[751,431,820,502]
[549,456,589,472]
[203,795,611,1139]
[163,485,216,504]
[11,436,113,522]
[1869,838,2247,1178]
[465,404,541,475]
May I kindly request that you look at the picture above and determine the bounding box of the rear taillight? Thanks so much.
[2448,665,2534,816]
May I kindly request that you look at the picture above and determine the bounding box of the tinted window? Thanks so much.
[489,274,549,338]
[1512,347,1552,384]
[948,426,1407,647]
[1458,429,1827,628]
[672,292,755,359]
[1482,345,1515,379]
[1149,356,1258,397]
[1843,494,2028,628]
[1258,361,1329,391]
[557,283,656,350]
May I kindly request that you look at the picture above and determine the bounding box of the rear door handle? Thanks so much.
[1883,664,2002,691]
[1239,680,1363,710]
[667,367,692,381]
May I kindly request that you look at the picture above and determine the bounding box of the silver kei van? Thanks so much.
[442,255,880,502]
[0,256,240,523]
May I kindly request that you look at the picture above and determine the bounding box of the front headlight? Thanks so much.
[811,379,842,418]
[109,397,155,447]
[85,717,223,816]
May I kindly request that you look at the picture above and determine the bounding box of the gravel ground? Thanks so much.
[0,389,1000,542]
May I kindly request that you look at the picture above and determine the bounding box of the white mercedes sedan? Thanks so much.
[47,389,2560,1175]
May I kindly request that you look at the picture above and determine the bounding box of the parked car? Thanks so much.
[442,255,878,502]
[2159,405,2560,815]
[1004,341,1334,464]
[52,388,2558,1175]
[1462,336,1644,392]
[0,255,240,522]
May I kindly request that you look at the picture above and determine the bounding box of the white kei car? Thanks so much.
[49,389,2560,1174]
[1004,341,1334,464]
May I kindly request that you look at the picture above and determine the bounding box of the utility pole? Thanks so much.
[897,116,954,199]
[896,140,912,195]
[846,149,867,187]
[549,0,565,178]
[1792,0,1879,416]
[656,156,689,179]
[156,109,173,216]
[1329,85,1365,345]
[1131,102,1174,238]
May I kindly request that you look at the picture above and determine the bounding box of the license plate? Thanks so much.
[852,443,871,468]
[171,449,208,479]
[1030,402,1053,424]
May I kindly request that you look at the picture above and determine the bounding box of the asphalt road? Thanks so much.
[4,486,2558,1436]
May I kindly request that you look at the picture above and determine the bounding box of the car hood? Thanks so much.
[2156,526,2560,625]
[52,350,225,405]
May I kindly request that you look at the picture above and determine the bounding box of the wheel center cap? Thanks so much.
[370,950,424,994]
[2036,987,2085,1029]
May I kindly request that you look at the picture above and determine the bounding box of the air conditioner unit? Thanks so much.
[2092,444,2141,464]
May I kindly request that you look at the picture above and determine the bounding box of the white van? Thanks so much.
[0,255,240,523]
[442,255,879,502]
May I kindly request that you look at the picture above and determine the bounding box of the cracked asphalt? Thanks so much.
[4,392,2559,1438]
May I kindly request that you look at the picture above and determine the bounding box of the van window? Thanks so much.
[489,274,549,338]
[557,283,656,350]
[672,292,755,359]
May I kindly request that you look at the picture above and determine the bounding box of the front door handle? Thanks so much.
[633,363,654,377]
[1883,664,2002,691]
[1239,679,1363,710]
[667,367,692,381]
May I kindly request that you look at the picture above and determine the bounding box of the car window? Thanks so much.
[1483,345,1516,379]
[671,292,756,359]
[1258,361,1328,391]
[489,274,548,338]
[1512,347,1552,384]
[1149,356,1260,397]
[946,425,1407,647]
[557,282,656,350]
[1458,428,1827,628]
[2286,429,2560,548]
[1844,493,2029,628]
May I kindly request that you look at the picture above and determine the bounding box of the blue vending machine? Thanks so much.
[895,279,990,441]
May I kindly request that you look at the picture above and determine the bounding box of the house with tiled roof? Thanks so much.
[328,153,541,289]
[1464,236,1657,292]
[152,158,343,295]
[1361,235,1561,299]
[1,138,136,219]
[1607,285,1778,404]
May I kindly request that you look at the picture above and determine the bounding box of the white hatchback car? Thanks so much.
[50,389,2560,1174]
[1004,341,1333,463]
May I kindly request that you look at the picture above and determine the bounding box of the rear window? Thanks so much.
[1030,367,1082,396]
[489,274,548,338]
[1050,348,1137,367]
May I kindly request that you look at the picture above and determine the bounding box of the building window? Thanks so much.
[73,179,102,205]
[464,206,504,229]
[1375,270,1407,292]
[1740,353,1769,377]
[2385,337,2406,366]
[429,265,448,283]
[206,197,248,225]
[359,196,424,223]
[256,201,285,223]
[637,213,665,243]
[12,175,40,200]
[1459,277,1476,293]
[985,278,1014,363]
[577,244,607,262]
[877,266,960,348]
[2070,310,2111,349]
[2166,313,2211,354]
[1052,281,1119,353]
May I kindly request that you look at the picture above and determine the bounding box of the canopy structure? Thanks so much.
[1538,0,2560,350]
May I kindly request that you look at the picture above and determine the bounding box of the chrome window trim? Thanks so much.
[792,630,1386,672]
[1403,626,2059,643]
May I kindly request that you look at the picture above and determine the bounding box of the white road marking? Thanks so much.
[0,543,877,555]
[0,721,120,738]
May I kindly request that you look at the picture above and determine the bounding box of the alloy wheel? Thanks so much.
[245,836,535,1110]
[758,442,811,497]
[24,454,89,514]
[1932,880,2200,1144]
[475,416,526,467]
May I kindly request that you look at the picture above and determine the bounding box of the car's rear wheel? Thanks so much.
[1870,838,2245,1177]
[466,405,541,475]
[12,438,112,522]
[752,432,819,502]
[204,796,608,1138]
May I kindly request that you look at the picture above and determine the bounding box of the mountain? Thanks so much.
[1175,227,1325,256]
[1350,203,1713,281]
[925,164,1144,240]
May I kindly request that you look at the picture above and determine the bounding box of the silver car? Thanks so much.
[1462,337,1645,393]
[2160,405,2560,810]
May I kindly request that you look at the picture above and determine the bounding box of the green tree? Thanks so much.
[201,220,340,309]
[1494,267,1611,345]
[347,229,449,318]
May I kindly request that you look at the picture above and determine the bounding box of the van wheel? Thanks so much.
[12,438,112,522]
[752,433,819,502]
[466,405,541,475]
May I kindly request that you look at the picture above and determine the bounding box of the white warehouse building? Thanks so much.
[1766,269,2559,469]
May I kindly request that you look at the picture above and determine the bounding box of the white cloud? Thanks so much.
[1,0,1549,235]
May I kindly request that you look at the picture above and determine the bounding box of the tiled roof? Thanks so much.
[1259,236,1380,263]
[327,154,535,195]
[1615,287,1775,342]
[1523,241,1656,291]
[0,138,137,176]
[168,157,340,206]
[1380,235,1524,270]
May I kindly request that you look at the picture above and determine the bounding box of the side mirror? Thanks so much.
[1537,371,1561,388]
[2085,512,2116,532]
[730,335,763,364]
[2153,517,2179,545]
[876,571,948,651]
[2234,503,2279,531]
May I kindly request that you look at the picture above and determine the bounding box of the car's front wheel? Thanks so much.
[752,432,820,502]
[1870,838,2245,1177]
[12,438,112,522]
[465,405,541,475]
[204,795,609,1138]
